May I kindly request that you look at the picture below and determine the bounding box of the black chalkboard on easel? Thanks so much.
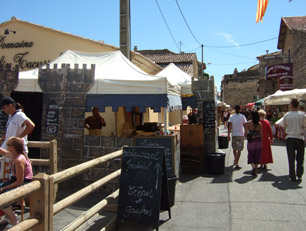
[117,146,171,230]
[203,101,215,128]
[135,137,174,177]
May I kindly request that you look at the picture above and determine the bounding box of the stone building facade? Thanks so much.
[292,29,306,88]
[277,16,306,89]
[221,68,260,107]
[256,51,284,98]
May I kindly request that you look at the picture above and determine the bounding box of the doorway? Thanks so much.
[11,92,43,159]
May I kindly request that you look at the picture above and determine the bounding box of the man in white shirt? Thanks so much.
[282,99,306,182]
[227,105,247,169]
[0,96,35,154]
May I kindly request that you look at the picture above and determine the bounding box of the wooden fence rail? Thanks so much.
[0,142,122,231]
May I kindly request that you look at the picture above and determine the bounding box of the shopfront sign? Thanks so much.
[266,63,293,90]
[0,36,50,70]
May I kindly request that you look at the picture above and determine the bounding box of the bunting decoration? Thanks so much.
[256,0,269,23]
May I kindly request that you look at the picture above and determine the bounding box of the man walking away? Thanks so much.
[228,105,247,169]
[281,99,306,182]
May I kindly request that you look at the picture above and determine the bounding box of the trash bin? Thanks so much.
[205,152,226,175]
[168,176,177,207]
[218,134,228,149]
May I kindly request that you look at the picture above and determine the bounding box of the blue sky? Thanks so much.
[1,0,305,91]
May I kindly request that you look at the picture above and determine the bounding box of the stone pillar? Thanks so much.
[0,64,19,136]
[38,63,95,188]
[192,76,217,155]
[0,64,19,96]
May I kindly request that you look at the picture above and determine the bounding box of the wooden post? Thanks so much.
[30,173,50,231]
[48,175,55,231]
[49,139,58,175]
[49,139,58,200]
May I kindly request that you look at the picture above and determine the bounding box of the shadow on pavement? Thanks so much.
[270,175,303,190]
[234,169,302,190]
[179,173,203,183]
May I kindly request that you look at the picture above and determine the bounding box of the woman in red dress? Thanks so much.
[258,109,273,169]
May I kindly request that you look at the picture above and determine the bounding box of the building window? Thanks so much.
[287,48,291,63]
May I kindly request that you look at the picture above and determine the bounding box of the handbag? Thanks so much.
[247,125,258,142]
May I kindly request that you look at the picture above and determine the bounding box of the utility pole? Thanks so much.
[201,44,204,77]
[120,0,131,60]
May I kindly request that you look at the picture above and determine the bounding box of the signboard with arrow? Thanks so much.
[117,146,171,230]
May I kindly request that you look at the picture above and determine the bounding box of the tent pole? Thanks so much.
[164,107,167,135]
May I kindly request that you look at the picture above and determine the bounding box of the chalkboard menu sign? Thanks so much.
[203,101,215,128]
[45,100,59,134]
[135,137,174,177]
[117,146,170,229]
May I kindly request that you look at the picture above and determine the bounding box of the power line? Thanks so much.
[154,0,180,52]
[205,46,256,60]
[175,0,201,46]
[209,62,258,66]
[187,45,202,53]
[205,37,278,48]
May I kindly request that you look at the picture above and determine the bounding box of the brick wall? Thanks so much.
[293,30,306,88]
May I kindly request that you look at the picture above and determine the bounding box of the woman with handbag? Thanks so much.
[245,111,262,176]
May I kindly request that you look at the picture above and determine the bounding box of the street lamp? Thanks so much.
[4,29,16,35]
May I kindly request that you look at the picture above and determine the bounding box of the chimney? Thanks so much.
[134,46,138,51]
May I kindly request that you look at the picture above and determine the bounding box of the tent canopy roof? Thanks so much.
[156,63,192,95]
[264,89,306,105]
[17,50,182,111]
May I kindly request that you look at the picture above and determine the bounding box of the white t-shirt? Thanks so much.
[1,111,29,153]
[228,113,247,137]
[282,111,306,140]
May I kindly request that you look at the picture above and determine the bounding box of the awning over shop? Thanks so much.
[264,89,306,105]
[255,98,265,106]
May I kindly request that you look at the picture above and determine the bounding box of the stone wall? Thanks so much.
[38,64,96,190]
[222,70,260,106]
[293,30,306,88]
[192,75,216,155]
[83,136,133,193]
[0,64,19,96]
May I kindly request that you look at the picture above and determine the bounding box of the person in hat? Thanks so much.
[0,96,35,155]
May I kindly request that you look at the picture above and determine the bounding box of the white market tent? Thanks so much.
[264,89,306,105]
[155,63,197,110]
[17,50,182,112]
[156,63,192,95]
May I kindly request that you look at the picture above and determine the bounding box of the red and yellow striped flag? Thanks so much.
[256,0,269,23]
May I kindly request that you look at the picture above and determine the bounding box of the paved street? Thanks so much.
[50,125,306,231]
[158,126,306,231]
